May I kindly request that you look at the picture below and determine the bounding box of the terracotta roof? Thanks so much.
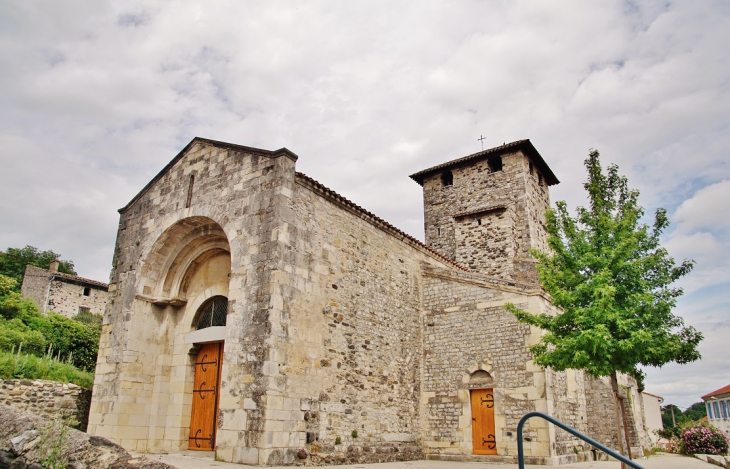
[119,137,298,213]
[702,384,730,399]
[25,265,108,290]
[295,172,469,272]
[50,270,109,290]
[409,139,559,186]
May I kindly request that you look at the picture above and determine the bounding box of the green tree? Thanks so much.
[506,150,702,458]
[683,402,708,422]
[0,246,76,291]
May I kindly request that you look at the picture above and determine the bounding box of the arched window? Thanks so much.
[195,296,228,330]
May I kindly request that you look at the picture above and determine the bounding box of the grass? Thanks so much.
[0,348,94,389]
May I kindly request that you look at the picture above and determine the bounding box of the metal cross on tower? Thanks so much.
[478,135,486,151]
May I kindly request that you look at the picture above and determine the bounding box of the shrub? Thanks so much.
[23,312,100,371]
[0,319,47,356]
[0,349,93,389]
[680,422,729,455]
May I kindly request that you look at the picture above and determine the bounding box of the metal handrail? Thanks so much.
[517,411,644,469]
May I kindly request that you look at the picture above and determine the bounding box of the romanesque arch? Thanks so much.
[134,216,232,451]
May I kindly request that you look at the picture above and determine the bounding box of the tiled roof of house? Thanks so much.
[702,384,730,399]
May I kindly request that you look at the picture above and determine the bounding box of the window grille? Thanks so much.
[195,296,228,330]
[708,403,713,419]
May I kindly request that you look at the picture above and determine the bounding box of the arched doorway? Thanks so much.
[469,370,496,455]
[133,217,232,452]
[188,296,228,450]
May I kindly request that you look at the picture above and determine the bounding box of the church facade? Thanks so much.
[88,138,646,465]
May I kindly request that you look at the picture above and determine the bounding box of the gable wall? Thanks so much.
[89,140,296,454]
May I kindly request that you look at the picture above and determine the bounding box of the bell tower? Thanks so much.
[410,140,559,283]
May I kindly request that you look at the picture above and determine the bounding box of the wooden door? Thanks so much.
[471,388,497,455]
[189,342,223,450]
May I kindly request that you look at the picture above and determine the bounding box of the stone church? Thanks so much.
[88,138,647,465]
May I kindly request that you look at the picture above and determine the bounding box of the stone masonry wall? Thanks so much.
[421,150,548,282]
[47,279,108,318]
[251,175,457,465]
[0,379,92,431]
[21,265,109,318]
[421,265,554,460]
[584,376,643,457]
[19,266,50,310]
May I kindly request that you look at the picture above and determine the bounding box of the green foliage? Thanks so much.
[0,318,47,356]
[351,430,358,438]
[683,402,708,422]
[37,415,78,469]
[0,245,76,291]
[679,422,729,455]
[0,274,100,371]
[335,436,341,445]
[660,402,708,435]
[23,311,100,371]
[73,310,103,326]
[0,276,40,320]
[505,149,702,380]
[0,348,94,389]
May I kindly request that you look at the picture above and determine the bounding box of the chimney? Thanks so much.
[49,259,59,273]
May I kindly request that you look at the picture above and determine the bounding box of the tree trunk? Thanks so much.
[611,372,633,468]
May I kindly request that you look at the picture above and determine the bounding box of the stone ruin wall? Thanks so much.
[263,176,457,465]
[0,379,91,431]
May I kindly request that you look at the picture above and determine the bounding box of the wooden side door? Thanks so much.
[189,342,223,450]
[471,388,497,455]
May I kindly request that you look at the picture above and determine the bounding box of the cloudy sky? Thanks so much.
[1,0,728,409]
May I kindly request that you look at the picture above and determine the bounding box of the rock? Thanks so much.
[0,405,174,469]
[9,432,37,456]
[296,449,308,459]
[0,450,15,469]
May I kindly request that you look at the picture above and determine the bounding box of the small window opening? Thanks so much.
[83,287,91,296]
[538,173,543,185]
[441,170,453,187]
[195,296,228,330]
[487,156,503,173]
[185,175,195,208]
[529,162,534,174]
[437,228,441,236]
[477,219,482,226]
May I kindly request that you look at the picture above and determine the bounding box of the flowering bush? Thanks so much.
[666,437,680,454]
[679,422,729,455]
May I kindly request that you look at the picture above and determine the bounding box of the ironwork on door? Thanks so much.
[189,342,223,450]
[471,388,497,455]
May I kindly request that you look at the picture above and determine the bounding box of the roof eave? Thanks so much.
[409,139,559,187]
